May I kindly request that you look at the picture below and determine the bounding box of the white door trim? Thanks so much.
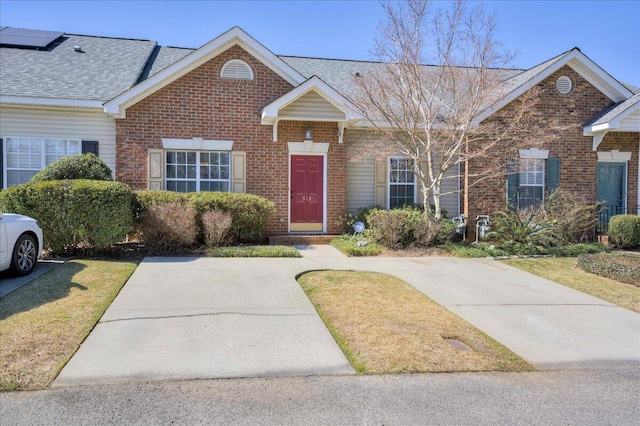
[287,143,328,233]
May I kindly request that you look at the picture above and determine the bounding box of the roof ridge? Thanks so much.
[63,32,154,42]
[280,55,525,71]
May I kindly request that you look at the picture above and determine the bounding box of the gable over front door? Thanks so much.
[290,155,324,232]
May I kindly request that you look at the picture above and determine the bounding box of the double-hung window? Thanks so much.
[4,137,80,187]
[507,149,559,211]
[165,150,230,192]
[388,156,416,208]
[517,158,545,209]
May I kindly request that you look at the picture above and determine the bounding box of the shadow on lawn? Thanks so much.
[0,262,87,321]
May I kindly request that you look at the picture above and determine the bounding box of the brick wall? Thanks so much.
[467,65,638,231]
[115,45,346,235]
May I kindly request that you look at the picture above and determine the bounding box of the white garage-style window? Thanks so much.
[165,150,230,192]
[4,137,80,186]
[388,156,416,208]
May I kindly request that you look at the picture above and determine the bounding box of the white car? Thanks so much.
[0,212,44,276]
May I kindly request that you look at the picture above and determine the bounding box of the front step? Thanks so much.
[269,235,340,245]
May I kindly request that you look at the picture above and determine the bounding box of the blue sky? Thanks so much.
[1,0,639,86]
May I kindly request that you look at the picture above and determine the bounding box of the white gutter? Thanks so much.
[0,95,104,109]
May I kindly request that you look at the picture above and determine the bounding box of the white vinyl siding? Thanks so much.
[0,104,116,179]
[279,91,346,121]
[345,130,376,212]
[345,130,460,217]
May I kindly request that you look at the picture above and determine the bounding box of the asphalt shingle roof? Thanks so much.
[1,33,156,101]
[586,93,640,126]
[1,27,636,110]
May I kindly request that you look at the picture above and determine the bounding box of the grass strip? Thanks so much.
[0,259,137,390]
[209,245,301,257]
[503,257,640,313]
[298,270,531,374]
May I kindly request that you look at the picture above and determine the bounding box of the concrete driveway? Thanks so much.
[54,254,354,387]
[55,249,640,387]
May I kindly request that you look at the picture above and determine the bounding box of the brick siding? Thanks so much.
[467,65,638,233]
[115,45,346,235]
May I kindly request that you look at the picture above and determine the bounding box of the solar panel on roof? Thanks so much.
[0,27,64,49]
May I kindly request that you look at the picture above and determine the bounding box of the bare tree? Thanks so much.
[351,0,554,219]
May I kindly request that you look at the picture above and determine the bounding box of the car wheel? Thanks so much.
[11,234,38,276]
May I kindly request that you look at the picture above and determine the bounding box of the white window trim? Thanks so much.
[597,150,632,162]
[3,136,81,188]
[162,138,233,151]
[518,148,549,159]
[518,158,545,209]
[165,150,231,193]
[387,156,417,209]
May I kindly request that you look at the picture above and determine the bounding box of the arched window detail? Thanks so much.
[221,59,254,80]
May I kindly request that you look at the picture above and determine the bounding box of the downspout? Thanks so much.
[637,140,639,216]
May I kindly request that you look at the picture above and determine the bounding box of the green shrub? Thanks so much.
[132,191,276,244]
[608,215,640,249]
[542,190,597,243]
[138,202,198,249]
[209,245,301,258]
[334,205,381,233]
[30,154,113,182]
[0,180,131,254]
[578,253,640,286]
[444,242,508,258]
[189,192,275,243]
[486,211,559,249]
[330,235,382,256]
[131,190,190,221]
[365,207,435,249]
[544,243,606,257]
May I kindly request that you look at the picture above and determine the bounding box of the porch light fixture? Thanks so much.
[305,129,313,140]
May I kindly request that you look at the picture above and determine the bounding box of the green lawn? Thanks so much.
[502,257,640,313]
[298,270,531,374]
[0,259,137,390]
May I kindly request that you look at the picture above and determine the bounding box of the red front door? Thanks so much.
[290,155,324,232]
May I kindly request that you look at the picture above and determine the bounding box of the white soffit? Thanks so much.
[261,75,362,124]
[104,27,306,118]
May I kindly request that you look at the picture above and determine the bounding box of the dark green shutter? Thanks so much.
[506,158,519,210]
[0,138,3,189]
[82,140,99,156]
[546,157,560,196]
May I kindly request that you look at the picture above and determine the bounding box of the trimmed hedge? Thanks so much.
[578,253,640,286]
[0,180,131,254]
[30,153,113,182]
[132,191,276,244]
[608,215,640,249]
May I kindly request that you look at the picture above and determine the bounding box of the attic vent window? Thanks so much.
[221,59,254,80]
[556,76,572,94]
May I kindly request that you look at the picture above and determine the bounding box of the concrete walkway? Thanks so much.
[55,252,640,387]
